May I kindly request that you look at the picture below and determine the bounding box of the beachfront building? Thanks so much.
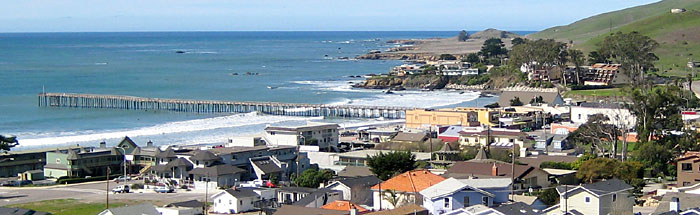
[44,146,124,178]
[406,108,498,129]
[583,63,631,86]
[0,148,58,178]
[264,123,340,152]
[390,64,424,76]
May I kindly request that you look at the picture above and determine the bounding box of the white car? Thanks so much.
[112,185,130,194]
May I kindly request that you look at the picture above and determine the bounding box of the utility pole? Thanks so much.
[510,141,515,201]
[204,174,210,215]
[106,167,111,209]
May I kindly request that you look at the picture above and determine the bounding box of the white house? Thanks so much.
[544,179,634,215]
[570,103,635,129]
[211,188,261,214]
[264,123,340,152]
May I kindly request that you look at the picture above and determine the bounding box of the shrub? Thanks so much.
[540,161,573,170]
[131,183,144,189]
[56,174,121,184]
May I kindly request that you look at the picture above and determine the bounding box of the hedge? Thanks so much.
[570,85,614,91]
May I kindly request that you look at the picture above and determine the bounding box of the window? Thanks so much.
[683,163,693,171]
[482,196,488,205]
[612,194,617,202]
[464,196,470,206]
[239,200,243,205]
[56,158,61,164]
[229,200,232,204]
[585,197,590,203]
[218,199,221,203]
[444,197,450,208]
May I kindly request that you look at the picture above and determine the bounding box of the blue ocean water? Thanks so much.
[0,31,530,149]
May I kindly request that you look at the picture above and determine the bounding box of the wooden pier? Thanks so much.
[38,93,409,119]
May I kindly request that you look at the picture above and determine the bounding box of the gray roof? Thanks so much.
[102,204,160,215]
[338,166,373,178]
[331,175,381,188]
[493,202,541,215]
[277,187,318,194]
[498,91,563,107]
[166,158,193,168]
[578,102,624,109]
[419,178,494,199]
[474,147,489,160]
[166,200,205,208]
[43,163,68,170]
[392,132,428,142]
[653,192,700,215]
[189,165,245,176]
[292,188,339,206]
[251,157,282,174]
[0,207,50,215]
[151,165,170,173]
[438,142,458,152]
[557,179,633,196]
[156,148,178,158]
[191,150,220,161]
[117,136,138,149]
[224,188,259,198]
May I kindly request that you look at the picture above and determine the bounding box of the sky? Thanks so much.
[0,0,660,32]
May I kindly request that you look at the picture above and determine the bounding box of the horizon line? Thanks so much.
[0,29,540,34]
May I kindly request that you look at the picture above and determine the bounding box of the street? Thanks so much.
[0,180,208,206]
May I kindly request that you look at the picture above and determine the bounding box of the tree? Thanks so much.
[293,168,335,188]
[597,31,659,83]
[511,37,527,46]
[568,49,585,84]
[382,189,402,208]
[479,38,507,59]
[367,151,416,180]
[587,51,606,64]
[567,114,619,157]
[529,96,544,105]
[0,135,19,151]
[457,30,469,42]
[633,141,674,176]
[509,97,523,106]
[624,85,685,142]
[508,39,567,74]
[465,53,480,64]
[577,157,618,183]
[439,54,457,60]
[537,188,560,206]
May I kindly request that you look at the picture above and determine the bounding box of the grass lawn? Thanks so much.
[565,88,623,97]
[7,199,134,215]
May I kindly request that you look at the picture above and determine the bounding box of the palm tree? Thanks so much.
[568,49,585,85]
[382,189,402,208]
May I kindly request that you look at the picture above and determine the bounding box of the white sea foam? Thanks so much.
[16,113,316,148]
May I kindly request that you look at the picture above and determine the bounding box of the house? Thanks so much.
[457,127,527,148]
[391,132,429,143]
[99,204,160,215]
[250,156,284,181]
[405,108,498,129]
[676,152,700,187]
[445,202,541,215]
[325,175,381,205]
[358,127,399,143]
[335,150,431,167]
[188,164,246,189]
[276,187,341,207]
[497,91,564,107]
[444,161,551,190]
[264,123,340,152]
[371,170,446,210]
[208,145,306,181]
[438,126,463,143]
[273,205,350,215]
[44,147,123,178]
[0,207,50,215]
[1,145,82,178]
[159,200,205,215]
[550,122,579,135]
[420,178,501,214]
[365,204,428,215]
[18,170,44,181]
[544,179,634,215]
[211,188,264,214]
[321,200,369,213]
[570,102,635,129]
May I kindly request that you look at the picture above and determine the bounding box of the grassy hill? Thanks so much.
[528,0,700,77]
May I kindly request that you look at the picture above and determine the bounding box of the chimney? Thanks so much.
[99,141,106,149]
[670,197,680,212]
[350,208,359,215]
[147,140,153,147]
[492,163,498,176]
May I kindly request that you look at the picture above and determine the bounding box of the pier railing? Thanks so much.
[38,93,409,119]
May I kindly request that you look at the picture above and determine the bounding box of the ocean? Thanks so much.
[0,31,531,150]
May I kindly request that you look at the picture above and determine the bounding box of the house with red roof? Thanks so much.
[371,170,445,211]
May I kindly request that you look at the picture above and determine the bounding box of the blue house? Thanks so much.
[419,178,512,215]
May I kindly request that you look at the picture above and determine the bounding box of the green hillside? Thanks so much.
[528,0,700,77]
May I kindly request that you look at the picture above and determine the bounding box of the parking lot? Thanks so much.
[0,180,208,206]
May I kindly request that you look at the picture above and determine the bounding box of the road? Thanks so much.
[0,180,208,206]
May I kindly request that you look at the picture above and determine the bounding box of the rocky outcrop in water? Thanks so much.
[353,75,449,90]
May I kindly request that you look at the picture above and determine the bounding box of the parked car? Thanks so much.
[154,186,174,193]
[112,185,130,194]
[113,176,131,182]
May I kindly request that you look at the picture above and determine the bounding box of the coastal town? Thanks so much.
[2,1,700,215]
